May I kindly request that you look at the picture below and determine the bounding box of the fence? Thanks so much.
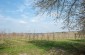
[0,32,85,40]
[75,33,85,39]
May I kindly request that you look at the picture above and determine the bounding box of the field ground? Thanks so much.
[0,37,85,55]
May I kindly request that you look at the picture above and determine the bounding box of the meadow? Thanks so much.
[0,32,85,55]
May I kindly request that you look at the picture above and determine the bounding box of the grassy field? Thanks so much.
[0,37,85,55]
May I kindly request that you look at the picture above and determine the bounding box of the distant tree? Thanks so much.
[34,0,85,32]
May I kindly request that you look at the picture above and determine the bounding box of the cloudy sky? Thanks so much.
[0,0,67,33]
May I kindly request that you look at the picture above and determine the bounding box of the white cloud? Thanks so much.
[30,13,48,23]
[0,14,28,24]
[31,19,37,23]
[21,14,29,19]
[19,20,28,24]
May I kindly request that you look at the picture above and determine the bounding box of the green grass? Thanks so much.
[0,38,45,55]
[28,40,85,54]
[0,38,85,55]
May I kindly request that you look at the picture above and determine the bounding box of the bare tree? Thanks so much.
[34,0,85,32]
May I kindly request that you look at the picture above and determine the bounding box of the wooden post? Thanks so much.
[29,34,30,41]
[75,33,77,40]
[36,34,38,40]
[53,33,55,41]
[47,33,49,41]
[41,34,43,40]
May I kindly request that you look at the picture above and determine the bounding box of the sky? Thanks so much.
[0,0,68,33]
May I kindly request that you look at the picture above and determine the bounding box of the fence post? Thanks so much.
[33,33,35,40]
[47,33,49,41]
[53,33,55,41]
[41,34,43,40]
[75,33,77,40]
[29,34,30,41]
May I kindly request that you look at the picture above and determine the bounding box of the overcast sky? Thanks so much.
[0,0,68,33]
